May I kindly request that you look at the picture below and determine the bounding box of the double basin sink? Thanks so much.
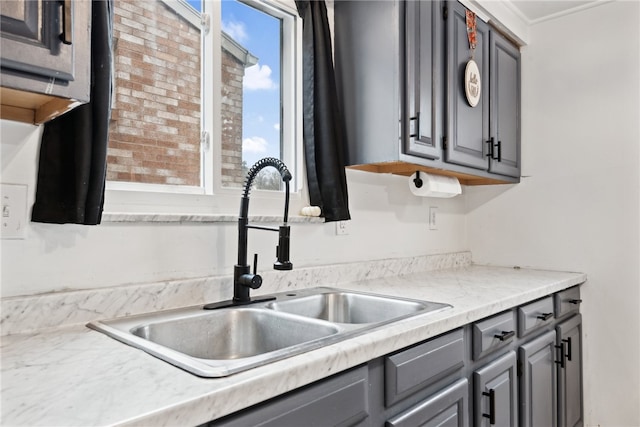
[88,288,450,377]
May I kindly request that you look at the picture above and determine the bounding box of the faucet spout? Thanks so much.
[233,158,293,304]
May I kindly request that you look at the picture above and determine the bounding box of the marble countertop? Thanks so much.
[0,264,586,426]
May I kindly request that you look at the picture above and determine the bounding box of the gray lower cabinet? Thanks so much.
[519,330,558,427]
[203,288,582,427]
[473,351,518,426]
[206,365,370,427]
[386,379,469,427]
[556,314,583,427]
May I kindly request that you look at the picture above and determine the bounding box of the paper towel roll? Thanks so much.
[409,172,461,198]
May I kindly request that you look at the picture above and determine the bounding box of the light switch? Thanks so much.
[1,184,28,239]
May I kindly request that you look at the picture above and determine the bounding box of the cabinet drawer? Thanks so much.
[208,366,369,427]
[385,329,464,406]
[517,297,554,337]
[472,311,516,360]
[554,286,582,318]
[386,378,469,427]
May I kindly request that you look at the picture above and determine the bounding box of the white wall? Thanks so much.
[0,120,467,297]
[467,1,640,425]
[2,1,638,425]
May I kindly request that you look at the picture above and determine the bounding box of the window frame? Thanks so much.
[104,0,305,218]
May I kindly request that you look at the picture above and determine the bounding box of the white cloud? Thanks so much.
[243,136,268,153]
[273,123,280,131]
[244,64,277,91]
[222,20,248,43]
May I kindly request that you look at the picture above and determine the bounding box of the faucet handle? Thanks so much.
[240,273,262,289]
[274,225,293,271]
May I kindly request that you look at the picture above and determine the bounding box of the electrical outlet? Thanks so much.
[1,184,28,240]
[335,220,349,236]
[429,206,438,231]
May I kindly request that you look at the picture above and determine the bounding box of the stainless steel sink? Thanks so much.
[88,287,451,377]
[267,291,434,324]
[131,308,340,360]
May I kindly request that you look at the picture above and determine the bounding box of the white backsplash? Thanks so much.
[1,251,471,336]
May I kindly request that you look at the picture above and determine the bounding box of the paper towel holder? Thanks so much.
[413,171,424,188]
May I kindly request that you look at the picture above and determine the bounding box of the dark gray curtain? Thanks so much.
[31,0,113,225]
[295,0,351,222]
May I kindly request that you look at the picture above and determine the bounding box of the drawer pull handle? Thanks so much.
[555,342,566,368]
[563,337,572,361]
[537,312,553,321]
[568,298,582,305]
[494,330,515,341]
[482,389,496,424]
[60,0,73,45]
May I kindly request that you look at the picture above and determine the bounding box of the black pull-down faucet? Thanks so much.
[204,157,293,310]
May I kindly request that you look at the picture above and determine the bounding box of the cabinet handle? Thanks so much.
[409,113,420,138]
[537,312,553,321]
[563,337,572,361]
[485,137,494,158]
[555,342,566,369]
[482,389,496,424]
[494,140,502,162]
[60,0,73,45]
[568,298,582,305]
[494,330,515,341]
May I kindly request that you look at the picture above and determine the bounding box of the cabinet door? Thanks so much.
[519,330,558,427]
[445,1,490,171]
[208,366,370,427]
[1,0,75,80]
[557,314,583,427]
[387,378,469,427]
[473,351,518,427]
[403,0,443,160]
[488,30,521,178]
[334,0,402,166]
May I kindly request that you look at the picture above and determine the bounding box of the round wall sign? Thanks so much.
[464,59,481,107]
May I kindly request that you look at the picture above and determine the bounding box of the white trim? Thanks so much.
[105,0,306,217]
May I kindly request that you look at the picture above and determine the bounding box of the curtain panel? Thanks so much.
[295,0,351,222]
[31,0,114,225]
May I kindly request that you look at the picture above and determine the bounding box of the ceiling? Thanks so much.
[504,0,600,24]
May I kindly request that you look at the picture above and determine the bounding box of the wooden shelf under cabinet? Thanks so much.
[348,161,516,186]
[0,87,83,125]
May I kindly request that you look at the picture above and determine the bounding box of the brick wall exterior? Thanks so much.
[221,50,246,187]
[107,0,246,188]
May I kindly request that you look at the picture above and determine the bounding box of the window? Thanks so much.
[105,0,302,213]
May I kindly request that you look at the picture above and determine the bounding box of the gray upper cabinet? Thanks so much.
[1,0,75,81]
[489,30,521,177]
[0,0,91,124]
[445,1,521,178]
[334,0,402,167]
[404,0,444,161]
[445,0,490,171]
[335,0,521,185]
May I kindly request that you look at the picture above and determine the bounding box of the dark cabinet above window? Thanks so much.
[0,0,91,124]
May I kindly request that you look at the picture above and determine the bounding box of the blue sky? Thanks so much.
[188,0,282,168]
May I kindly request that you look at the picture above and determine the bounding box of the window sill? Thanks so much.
[102,212,325,224]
